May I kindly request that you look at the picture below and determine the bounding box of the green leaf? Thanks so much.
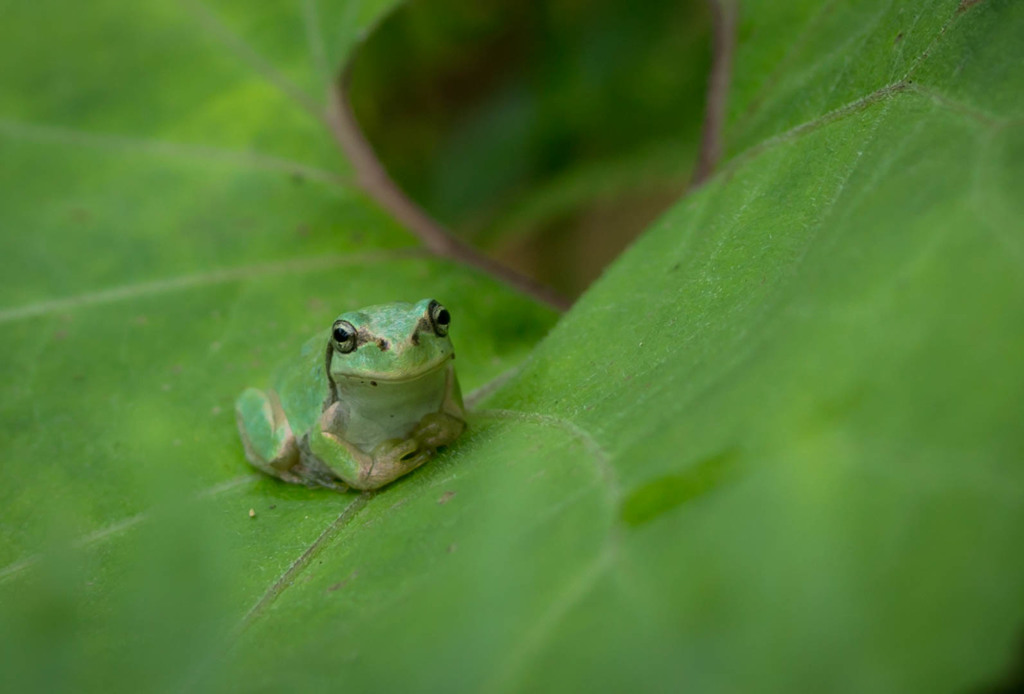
[2,1,1023,694]
[0,2,553,689]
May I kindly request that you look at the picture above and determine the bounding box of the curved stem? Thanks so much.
[692,0,738,188]
[325,66,571,312]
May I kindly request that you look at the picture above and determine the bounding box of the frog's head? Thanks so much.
[325,299,455,385]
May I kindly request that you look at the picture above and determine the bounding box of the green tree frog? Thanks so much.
[235,299,466,491]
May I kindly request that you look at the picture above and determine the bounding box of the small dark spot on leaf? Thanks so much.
[670,262,681,272]
[370,380,378,387]
[894,31,904,43]
[69,207,91,223]
[957,0,984,15]
[269,505,276,510]
[388,497,410,512]
[620,449,740,527]
[328,570,359,592]
[438,491,456,505]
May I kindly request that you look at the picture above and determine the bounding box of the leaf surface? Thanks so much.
[1,1,1022,693]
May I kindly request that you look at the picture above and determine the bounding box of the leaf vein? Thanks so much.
[233,492,373,637]
[731,0,841,135]
[484,546,615,694]
[176,0,326,123]
[0,250,426,325]
[301,0,331,88]
[0,473,259,583]
[0,117,349,186]
[906,84,1014,128]
[473,408,619,499]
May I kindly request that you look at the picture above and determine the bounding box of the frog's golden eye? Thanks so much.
[332,320,357,353]
[428,301,451,337]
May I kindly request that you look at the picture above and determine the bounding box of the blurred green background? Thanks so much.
[350,0,711,295]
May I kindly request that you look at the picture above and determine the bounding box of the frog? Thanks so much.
[235,299,466,491]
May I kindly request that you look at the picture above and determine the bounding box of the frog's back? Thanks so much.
[273,332,329,437]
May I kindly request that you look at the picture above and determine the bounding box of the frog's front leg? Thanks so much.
[308,404,432,490]
[411,363,466,448]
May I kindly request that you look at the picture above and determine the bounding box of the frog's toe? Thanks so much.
[235,387,298,475]
[372,437,421,463]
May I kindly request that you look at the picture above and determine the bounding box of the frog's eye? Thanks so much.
[428,301,451,337]
[332,320,357,353]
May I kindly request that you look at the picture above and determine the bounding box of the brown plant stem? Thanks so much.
[692,0,738,188]
[326,67,571,312]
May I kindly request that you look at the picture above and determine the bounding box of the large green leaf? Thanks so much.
[0,1,553,689]
[2,1,1023,693]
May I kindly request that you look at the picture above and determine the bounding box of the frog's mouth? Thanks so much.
[332,353,452,385]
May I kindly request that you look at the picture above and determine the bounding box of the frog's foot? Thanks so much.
[411,411,466,451]
[307,405,431,490]
[313,431,430,490]
[235,387,303,484]
[358,437,432,490]
[340,415,464,490]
